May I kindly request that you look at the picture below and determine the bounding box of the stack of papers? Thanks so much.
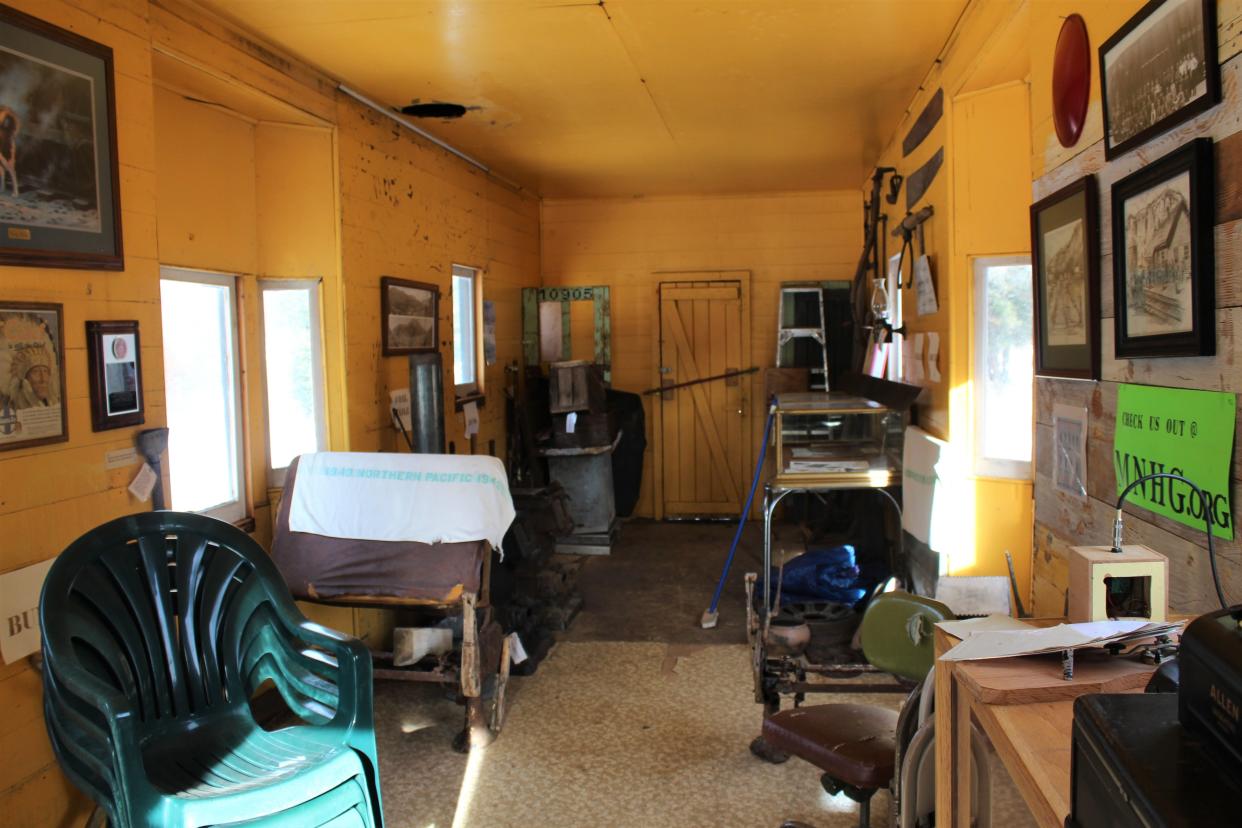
[786,460,869,473]
[937,616,1183,662]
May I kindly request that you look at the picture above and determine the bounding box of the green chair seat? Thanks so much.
[40,512,383,828]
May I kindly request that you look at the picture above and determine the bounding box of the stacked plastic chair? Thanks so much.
[40,512,383,827]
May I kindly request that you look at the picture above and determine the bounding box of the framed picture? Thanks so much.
[0,4,123,269]
[1099,0,1220,160]
[1031,175,1100,379]
[0,301,67,451]
[86,320,143,431]
[381,277,439,355]
[1111,137,1215,358]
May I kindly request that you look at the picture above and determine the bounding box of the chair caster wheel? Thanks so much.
[750,735,790,763]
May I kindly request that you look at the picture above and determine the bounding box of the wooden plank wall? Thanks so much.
[1031,21,1242,616]
[540,192,860,518]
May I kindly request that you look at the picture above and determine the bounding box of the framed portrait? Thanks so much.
[381,277,439,356]
[1111,138,1215,359]
[0,5,123,269]
[1099,0,1220,160]
[1031,175,1100,379]
[86,320,143,431]
[0,301,67,451]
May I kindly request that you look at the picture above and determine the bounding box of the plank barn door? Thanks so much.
[658,279,748,517]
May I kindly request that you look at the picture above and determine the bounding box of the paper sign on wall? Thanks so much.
[914,255,939,316]
[390,388,412,433]
[909,333,925,383]
[0,558,54,664]
[1113,384,1236,540]
[1053,403,1088,497]
[463,400,480,437]
[926,332,941,382]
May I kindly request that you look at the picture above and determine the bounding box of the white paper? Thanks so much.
[902,426,971,557]
[914,254,939,315]
[566,411,578,434]
[507,631,529,664]
[0,558,55,664]
[463,400,480,437]
[909,333,925,383]
[1052,403,1088,497]
[104,447,139,469]
[926,332,941,382]
[390,388,412,433]
[937,615,1034,639]
[901,339,914,383]
[786,460,869,473]
[128,462,157,502]
[940,619,1183,662]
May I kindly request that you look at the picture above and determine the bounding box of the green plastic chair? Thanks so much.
[40,512,383,828]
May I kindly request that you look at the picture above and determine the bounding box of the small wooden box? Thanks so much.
[548,360,606,414]
[1068,544,1168,623]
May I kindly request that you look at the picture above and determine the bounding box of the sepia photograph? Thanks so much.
[0,6,122,269]
[381,277,439,355]
[0,301,68,450]
[1042,218,1087,346]
[1120,171,1193,337]
[1112,138,1215,358]
[1031,175,1099,379]
[1100,0,1220,158]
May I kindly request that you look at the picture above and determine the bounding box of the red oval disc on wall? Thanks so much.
[1052,14,1091,148]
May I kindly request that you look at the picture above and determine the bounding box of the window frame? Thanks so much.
[159,266,248,524]
[451,263,485,407]
[258,278,328,488]
[972,254,1035,481]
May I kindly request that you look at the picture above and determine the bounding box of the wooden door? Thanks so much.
[658,280,748,516]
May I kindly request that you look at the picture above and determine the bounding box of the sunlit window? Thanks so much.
[452,265,481,396]
[261,280,326,484]
[974,256,1034,479]
[160,268,245,522]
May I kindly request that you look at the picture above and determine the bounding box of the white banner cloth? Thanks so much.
[288,452,515,550]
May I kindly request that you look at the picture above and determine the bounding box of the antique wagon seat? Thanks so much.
[760,592,953,828]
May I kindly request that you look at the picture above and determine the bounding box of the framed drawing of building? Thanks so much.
[1031,175,1100,379]
[381,277,439,356]
[1111,138,1215,358]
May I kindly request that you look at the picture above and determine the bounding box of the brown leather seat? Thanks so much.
[761,704,898,790]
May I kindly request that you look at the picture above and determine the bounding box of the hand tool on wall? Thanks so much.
[890,205,934,288]
[850,167,900,372]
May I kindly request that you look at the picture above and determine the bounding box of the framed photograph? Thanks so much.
[0,301,67,451]
[1111,137,1215,358]
[1031,175,1100,379]
[86,320,143,431]
[381,277,439,355]
[1099,0,1220,160]
[0,5,123,269]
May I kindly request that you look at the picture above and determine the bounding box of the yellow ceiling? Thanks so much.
[200,0,970,197]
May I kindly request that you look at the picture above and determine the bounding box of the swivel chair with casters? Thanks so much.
[761,591,990,828]
[40,511,384,828]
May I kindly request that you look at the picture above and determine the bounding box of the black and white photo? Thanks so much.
[381,277,439,355]
[1031,175,1099,379]
[1112,138,1215,358]
[1099,0,1220,159]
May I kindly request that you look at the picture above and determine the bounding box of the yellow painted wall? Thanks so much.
[0,0,158,820]
[866,1,1036,597]
[1,0,538,820]
[541,191,860,518]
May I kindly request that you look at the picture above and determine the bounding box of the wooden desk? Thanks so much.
[933,625,1159,828]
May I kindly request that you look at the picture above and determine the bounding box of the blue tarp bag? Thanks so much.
[772,544,867,606]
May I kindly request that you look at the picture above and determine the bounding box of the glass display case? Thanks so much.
[772,392,905,487]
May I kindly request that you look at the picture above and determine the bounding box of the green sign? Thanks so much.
[1113,384,1236,540]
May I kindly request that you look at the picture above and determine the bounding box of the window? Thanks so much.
[452,264,482,399]
[974,256,1034,479]
[260,279,327,486]
[160,268,246,522]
